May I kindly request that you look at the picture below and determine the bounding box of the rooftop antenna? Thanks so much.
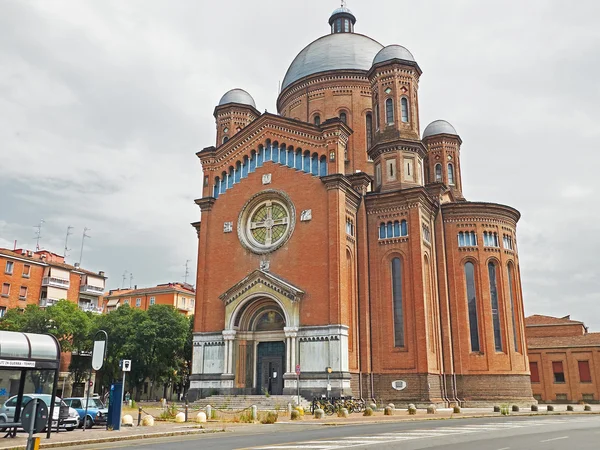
[129,273,133,289]
[122,270,128,289]
[78,227,91,265]
[184,260,191,284]
[34,219,45,251]
[64,226,74,258]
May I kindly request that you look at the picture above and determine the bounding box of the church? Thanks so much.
[189,6,534,406]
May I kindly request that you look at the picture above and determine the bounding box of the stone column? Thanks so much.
[284,327,299,373]
[222,330,236,375]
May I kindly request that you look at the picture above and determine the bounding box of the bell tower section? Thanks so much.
[214,89,260,147]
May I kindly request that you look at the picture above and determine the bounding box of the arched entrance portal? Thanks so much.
[232,297,287,395]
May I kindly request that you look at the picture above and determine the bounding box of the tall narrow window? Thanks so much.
[579,361,592,382]
[507,263,519,352]
[314,115,321,126]
[464,262,480,352]
[401,97,409,123]
[393,221,400,237]
[435,163,442,182]
[448,163,455,185]
[339,112,347,124]
[391,257,404,347]
[374,96,379,130]
[385,98,394,125]
[488,262,502,352]
[530,362,540,382]
[366,113,373,148]
[553,361,565,383]
[400,220,408,236]
[222,136,229,144]
[379,223,386,239]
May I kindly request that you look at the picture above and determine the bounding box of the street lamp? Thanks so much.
[326,367,332,399]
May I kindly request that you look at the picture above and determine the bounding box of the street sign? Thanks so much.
[89,380,93,387]
[22,398,48,435]
[391,380,407,391]
[122,359,131,372]
[91,336,107,371]
[295,364,301,375]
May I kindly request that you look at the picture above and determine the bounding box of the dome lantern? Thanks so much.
[329,2,356,34]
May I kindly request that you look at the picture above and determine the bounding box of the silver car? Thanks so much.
[0,394,79,431]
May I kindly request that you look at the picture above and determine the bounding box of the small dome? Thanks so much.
[218,89,256,109]
[329,6,356,25]
[422,120,458,139]
[373,44,416,66]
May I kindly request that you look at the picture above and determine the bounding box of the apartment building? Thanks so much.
[104,282,195,315]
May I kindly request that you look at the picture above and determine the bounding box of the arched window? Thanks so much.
[279,144,287,165]
[401,97,409,123]
[385,98,394,125]
[488,262,502,352]
[213,177,220,199]
[271,142,279,163]
[344,19,350,32]
[303,151,311,172]
[386,222,393,238]
[435,163,442,182]
[400,220,408,236]
[222,136,229,144]
[257,147,264,167]
[391,257,404,347]
[234,161,241,183]
[507,263,519,352]
[379,223,386,239]
[220,172,226,194]
[314,115,321,126]
[458,232,465,247]
[311,154,318,175]
[295,150,302,170]
[319,155,327,176]
[227,168,233,189]
[249,151,256,172]
[464,262,480,352]
[366,113,373,148]
[242,156,249,178]
[265,142,272,161]
[339,112,347,124]
[393,221,400,237]
[448,163,455,185]
[287,147,295,168]
[374,95,380,130]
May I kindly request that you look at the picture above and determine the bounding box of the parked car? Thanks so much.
[0,394,79,431]
[63,397,107,429]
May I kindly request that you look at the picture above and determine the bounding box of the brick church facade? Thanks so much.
[189,6,533,406]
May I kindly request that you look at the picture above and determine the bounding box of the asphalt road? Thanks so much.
[49,415,600,450]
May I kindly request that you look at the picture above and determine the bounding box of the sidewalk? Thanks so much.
[1,405,598,449]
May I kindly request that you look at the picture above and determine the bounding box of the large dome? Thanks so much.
[281,33,383,90]
[422,120,458,139]
[218,89,256,109]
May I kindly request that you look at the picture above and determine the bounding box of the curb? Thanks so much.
[1,428,221,450]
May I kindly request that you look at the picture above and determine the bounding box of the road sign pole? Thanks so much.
[121,371,126,406]
[84,330,108,432]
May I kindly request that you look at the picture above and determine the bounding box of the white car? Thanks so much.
[0,394,79,431]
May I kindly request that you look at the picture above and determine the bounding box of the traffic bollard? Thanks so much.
[251,405,257,421]
[137,407,142,426]
[185,402,188,422]
[206,405,212,420]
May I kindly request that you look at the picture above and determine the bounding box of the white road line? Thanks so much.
[497,447,511,450]
[540,435,569,442]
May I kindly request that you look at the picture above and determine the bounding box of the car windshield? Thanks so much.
[78,398,103,408]
[33,395,65,408]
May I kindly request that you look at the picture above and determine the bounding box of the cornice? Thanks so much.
[365,186,438,215]
[368,136,427,160]
[194,197,216,212]
[219,269,305,306]
[442,202,521,225]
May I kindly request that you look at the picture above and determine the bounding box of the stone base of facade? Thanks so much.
[454,374,536,407]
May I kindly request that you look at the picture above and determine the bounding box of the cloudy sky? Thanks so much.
[1,1,599,327]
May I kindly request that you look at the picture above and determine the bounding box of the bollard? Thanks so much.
[251,405,257,421]
[185,402,189,422]
[137,407,142,426]
[288,403,292,416]
[206,405,212,420]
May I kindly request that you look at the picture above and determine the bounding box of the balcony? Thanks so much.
[39,298,59,308]
[78,302,103,314]
[80,284,104,295]
[42,277,70,289]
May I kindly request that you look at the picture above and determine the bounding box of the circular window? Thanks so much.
[238,190,295,254]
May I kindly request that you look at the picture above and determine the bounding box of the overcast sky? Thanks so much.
[1,0,599,328]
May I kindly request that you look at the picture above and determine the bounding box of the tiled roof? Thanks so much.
[105,283,195,298]
[0,248,104,278]
[527,333,600,349]
[525,314,583,326]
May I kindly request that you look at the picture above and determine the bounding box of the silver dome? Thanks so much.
[329,6,356,23]
[373,44,415,65]
[281,33,383,90]
[218,89,256,109]
[422,120,458,139]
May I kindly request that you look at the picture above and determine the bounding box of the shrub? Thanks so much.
[294,406,304,417]
[238,410,254,423]
[260,411,278,424]
[384,406,393,416]
[453,406,461,414]
[363,407,374,416]
[500,405,510,416]
[567,405,574,412]
[291,410,301,420]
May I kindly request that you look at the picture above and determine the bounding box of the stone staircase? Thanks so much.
[195,394,310,411]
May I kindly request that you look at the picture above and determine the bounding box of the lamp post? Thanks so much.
[326,367,332,399]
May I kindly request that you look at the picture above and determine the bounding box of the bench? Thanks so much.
[1,423,22,438]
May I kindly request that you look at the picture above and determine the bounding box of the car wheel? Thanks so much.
[67,427,75,431]
[0,417,6,432]
[84,416,93,429]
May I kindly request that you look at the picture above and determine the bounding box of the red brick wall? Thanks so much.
[0,256,44,310]
[526,324,585,338]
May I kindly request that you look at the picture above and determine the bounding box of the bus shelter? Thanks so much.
[0,330,61,439]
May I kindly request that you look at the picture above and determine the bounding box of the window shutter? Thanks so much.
[530,362,540,382]
[552,361,563,373]
[579,361,592,382]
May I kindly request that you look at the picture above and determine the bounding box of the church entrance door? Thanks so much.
[256,341,285,395]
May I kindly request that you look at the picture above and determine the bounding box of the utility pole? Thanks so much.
[183,260,191,284]
[64,226,74,258]
[79,227,91,265]
[34,219,45,251]
[121,271,128,289]
[129,273,133,289]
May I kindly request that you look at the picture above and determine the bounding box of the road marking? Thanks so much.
[540,436,569,442]
[497,447,510,450]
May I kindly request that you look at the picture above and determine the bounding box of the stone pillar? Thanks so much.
[284,327,299,374]
[222,330,236,375]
